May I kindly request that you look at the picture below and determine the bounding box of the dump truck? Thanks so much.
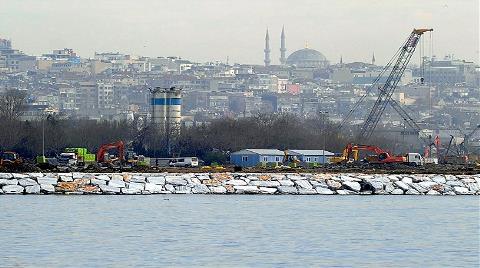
[58,147,96,167]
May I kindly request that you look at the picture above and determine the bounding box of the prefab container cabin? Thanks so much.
[288,149,334,164]
[230,149,285,167]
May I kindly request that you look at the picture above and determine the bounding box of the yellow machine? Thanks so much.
[283,150,300,168]
[330,148,359,164]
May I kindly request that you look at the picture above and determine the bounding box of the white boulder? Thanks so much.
[12,173,29,179]
[405,188,420,195]
[146,177,165,185]
[145,183,163,193]
[295,180,313,190]
[278,180,294,186]
[419,181,438,189]
[250,180,280,187]
[431,176,446,184]
[130,176,146,183]
[453,187,469,195]
[209,186,227,194]
[108,180,126,188]
[128,182,145,191]
[343,181,361,192]
[0,179,18,185]
[367,180,384,193]
[175,185,191,194]
[446,180,464,187]
[426,189,441,195]
[165,177,187,186]
[165,184,175,192]
[327,180,342,190]
[394,181,410,191]
[277,186,298,194]
[121,188,142,194]
[298,188,317,195]
[391,189,404,195]
[40,184,55,193]
[25,185,41,194]
[37,177,58,185]
[225,179,247,186]
[2,185,24,194]
[316,187,334,195]
[192,184,210,194]
[90,178,107,186]
[99,185,121,194]
[95,174,111,181]
[0,173,13,179]
[259,187,277,194]
[234,185,260,194]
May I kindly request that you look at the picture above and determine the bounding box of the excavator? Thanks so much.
[96,140,149,168]
[97,141,125,168]
[0,151,23,168]
[334,144,424,166]
[282,150,301,168]
[441,125,480,165]
[330,147,359,164]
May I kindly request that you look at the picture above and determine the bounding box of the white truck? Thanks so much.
[169,157,199,167]
[405,153,438,166]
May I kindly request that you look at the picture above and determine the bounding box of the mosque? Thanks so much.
[264,27,329,68]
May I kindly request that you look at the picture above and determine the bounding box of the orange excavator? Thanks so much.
[340,143,406,164]
[96,141,125,166]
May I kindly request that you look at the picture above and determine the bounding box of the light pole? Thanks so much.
[319,111,329,165]
[42,117,45,157]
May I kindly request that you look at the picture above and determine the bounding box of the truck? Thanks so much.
[169,157,199,167]
[58,147,96,167]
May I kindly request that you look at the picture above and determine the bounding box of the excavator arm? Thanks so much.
[97,141,125,163]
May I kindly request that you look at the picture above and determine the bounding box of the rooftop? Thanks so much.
[288,149,334,156]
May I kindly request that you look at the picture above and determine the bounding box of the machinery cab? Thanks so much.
[405,153,424,166]
[0,151,22,165]
[58,152,78,166]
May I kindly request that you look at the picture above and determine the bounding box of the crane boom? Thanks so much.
[357,28,433,141]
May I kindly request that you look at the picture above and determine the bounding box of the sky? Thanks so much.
[0,0,478,65]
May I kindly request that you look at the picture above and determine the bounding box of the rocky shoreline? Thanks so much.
[0,173,479,195]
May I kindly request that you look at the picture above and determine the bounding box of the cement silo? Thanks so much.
[151,87,182,135]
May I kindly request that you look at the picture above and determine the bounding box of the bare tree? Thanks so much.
[0,89,27,120]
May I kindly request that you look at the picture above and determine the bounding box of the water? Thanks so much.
[0,196,478,267]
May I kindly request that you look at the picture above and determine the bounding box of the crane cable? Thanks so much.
[339,34,411,129]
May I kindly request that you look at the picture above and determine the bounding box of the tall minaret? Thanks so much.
[264,28,271,66]
[372,52,376,65]
[279,26,286,65]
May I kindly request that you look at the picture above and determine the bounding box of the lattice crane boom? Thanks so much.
[357,28,433,141]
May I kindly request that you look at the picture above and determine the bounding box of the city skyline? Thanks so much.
[0,0,478,65]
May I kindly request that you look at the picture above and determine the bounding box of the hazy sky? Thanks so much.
[1,0,478,65]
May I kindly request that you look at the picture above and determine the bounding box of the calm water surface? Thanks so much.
[0,195,478,267]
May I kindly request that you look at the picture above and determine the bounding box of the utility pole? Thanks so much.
[319,111,329,164]
[42,118,45,157]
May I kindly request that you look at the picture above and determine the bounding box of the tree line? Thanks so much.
[0,89,349,164]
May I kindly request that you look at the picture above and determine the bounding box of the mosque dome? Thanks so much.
[286,48,329,68]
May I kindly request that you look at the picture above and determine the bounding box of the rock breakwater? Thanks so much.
[0,173,478,195]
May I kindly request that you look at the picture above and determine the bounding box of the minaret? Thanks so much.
[279,26,286,65]
[264,28,271,66]
[372,52,376,65]
[340,55,343,65]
